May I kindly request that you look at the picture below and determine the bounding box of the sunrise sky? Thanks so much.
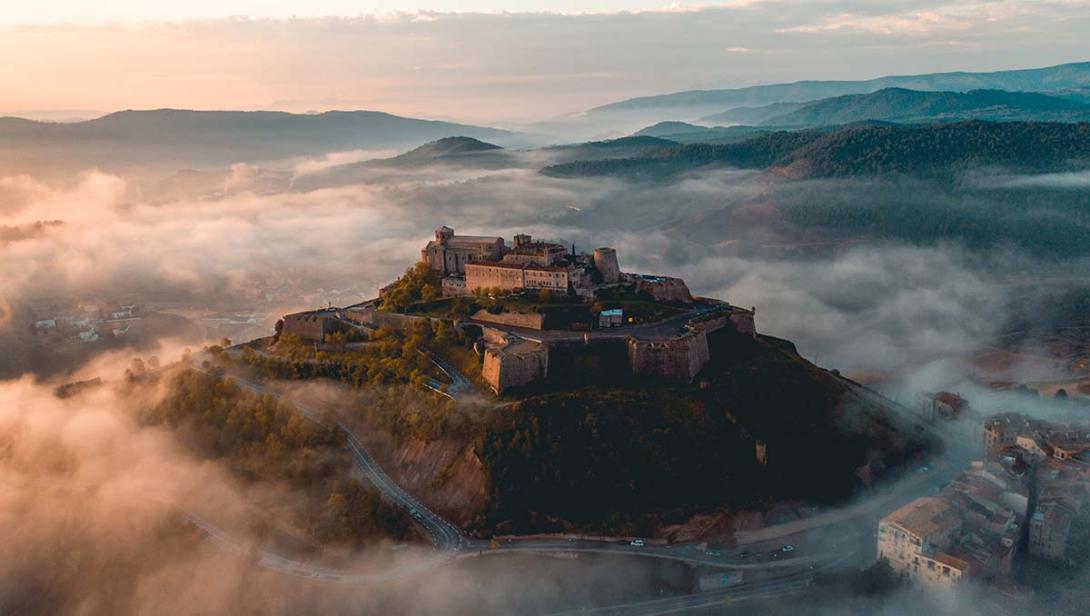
[3,1,1089,124]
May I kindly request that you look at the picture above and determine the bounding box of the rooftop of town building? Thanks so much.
[883,496,960,538]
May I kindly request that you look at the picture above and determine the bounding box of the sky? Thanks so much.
[2,1,1089,124]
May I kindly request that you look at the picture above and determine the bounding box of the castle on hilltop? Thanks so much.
[281,225,757,395]
[421,226,687,302]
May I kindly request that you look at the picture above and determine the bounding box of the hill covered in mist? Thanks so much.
[0,109,524,175]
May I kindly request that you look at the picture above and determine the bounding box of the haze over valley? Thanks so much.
[4,3,1090,614]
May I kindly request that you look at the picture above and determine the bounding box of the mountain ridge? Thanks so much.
[0,108,524,174]
[591,61,1090,115]
[703,88,1090,127]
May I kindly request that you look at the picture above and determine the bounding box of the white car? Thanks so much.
[630,539,645,547]
[781,544,796,553]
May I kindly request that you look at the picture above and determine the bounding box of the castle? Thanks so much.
[421,226,679,301]
[282,226,757,395]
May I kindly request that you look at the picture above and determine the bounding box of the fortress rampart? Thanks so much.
[632,276,693,304]
[471,309,546,331]
[482,335,550,394]
[627,328,711,381]
[282,311,342,342]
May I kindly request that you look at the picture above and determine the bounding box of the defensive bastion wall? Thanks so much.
[625,315,729,382]
[284,304,756,394]
[482,336,550,394]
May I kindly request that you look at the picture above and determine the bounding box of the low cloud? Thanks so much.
[978,170,1090,190]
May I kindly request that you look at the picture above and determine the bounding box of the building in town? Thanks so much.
[879,460,1029,594]
[980,412,1090,561]
[878,497,967,592]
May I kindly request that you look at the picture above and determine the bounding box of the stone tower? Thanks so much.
[593,247,620,284]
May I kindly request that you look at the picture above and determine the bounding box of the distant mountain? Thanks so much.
[542,121,1090,181]
[708,88,1090,128]
[0,109,523,174]
[591,61,1090,118]
[388,136,502,163]
[633,121,711,138]
[541,136,681,165]
[699,102,808,125]
[633,122,771,144]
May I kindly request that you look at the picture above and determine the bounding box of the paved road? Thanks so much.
[549,547,863,616]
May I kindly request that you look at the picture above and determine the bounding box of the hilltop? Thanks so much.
[389,136,502,161]
[233,228,937,537]
[228,303,933,537]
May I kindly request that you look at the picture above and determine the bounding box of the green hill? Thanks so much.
[542,121,1090,180]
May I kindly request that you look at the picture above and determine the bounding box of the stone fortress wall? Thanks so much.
[631,275,693,304]
[627,330,710,381]
[627,314,728,381]
[482,332,550,394]
[281,310,342,341]
[283,302,755,395]
[471,309,546,331]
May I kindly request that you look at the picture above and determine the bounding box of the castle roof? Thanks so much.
[466,260,571,273]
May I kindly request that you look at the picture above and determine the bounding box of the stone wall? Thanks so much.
[627,328,710,381]
[633,276,693,304]
[442,277,469,297]
[282,311,339,342]
[471,309,546,331]
[482,337,549,394]
[728,309,756,335]
[343,306,435,333]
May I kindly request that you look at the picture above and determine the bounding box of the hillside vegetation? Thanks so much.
[141,368,421,547]
[216,315,932,538]
[473,330,931,535]
[542,121,1090,180]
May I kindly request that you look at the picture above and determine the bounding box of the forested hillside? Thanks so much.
[542,121,1090,180]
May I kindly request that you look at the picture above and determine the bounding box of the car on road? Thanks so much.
[781,544,795,553]
[704,550,721,557]
[630,539,645,547]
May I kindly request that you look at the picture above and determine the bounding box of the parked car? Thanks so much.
[781,544,796,553]
[630,539,645,547]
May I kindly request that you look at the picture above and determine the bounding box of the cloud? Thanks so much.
[978,170,1090,190]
